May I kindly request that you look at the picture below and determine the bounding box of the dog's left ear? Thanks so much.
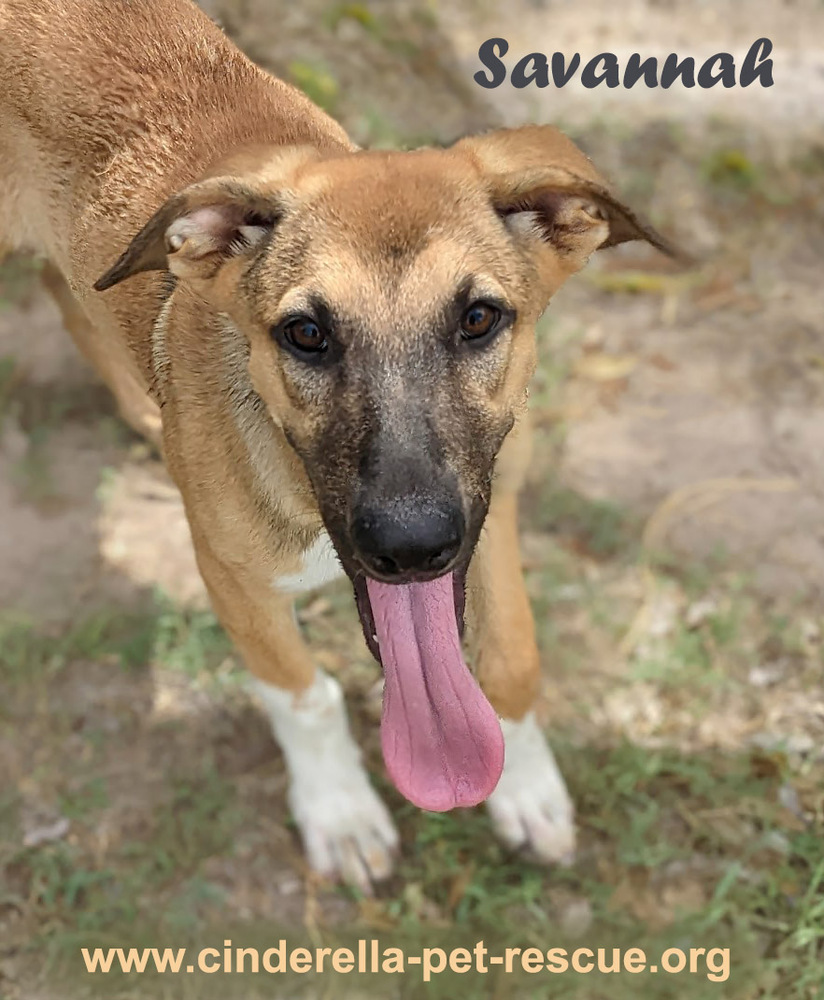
[94,177,282,291]
[453,125,679,265]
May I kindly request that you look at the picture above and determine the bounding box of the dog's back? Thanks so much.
[0,0,348,286]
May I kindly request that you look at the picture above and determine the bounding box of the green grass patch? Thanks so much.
[531,475,640,562]
[288,61,340,114]
[323,2,382,34]
[0,598,233,688]
[2,583,822,998]
[701,148,759,191]
[0,254,42,308]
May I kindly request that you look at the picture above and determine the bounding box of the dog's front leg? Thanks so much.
[195,544,398,891]
[467,488,576,865]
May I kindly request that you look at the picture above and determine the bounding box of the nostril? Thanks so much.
[425,545,457,571]
[372,554,400,577]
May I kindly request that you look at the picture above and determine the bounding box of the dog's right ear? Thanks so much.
[93,177,283,291]
[94,145,331,291]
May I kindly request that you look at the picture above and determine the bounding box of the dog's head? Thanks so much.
[97,126,674,596]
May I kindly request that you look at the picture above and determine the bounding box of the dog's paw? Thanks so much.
[251,672,398,893]
[289,772,399,893]
[486,713,576,864]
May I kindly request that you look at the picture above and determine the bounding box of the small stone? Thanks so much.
[23,816,70,848]
[560,898,593,937]
[777,782,804,819]
[278,876,301,897]
[685,597,718,629]
[748,662,786,688]
[761,830,791,856]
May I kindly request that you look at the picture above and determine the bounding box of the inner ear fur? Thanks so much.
[93,146,329,292]
[454,125,680,259]
[94,178,283,291]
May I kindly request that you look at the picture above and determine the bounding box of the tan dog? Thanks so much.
[0,0,673,890]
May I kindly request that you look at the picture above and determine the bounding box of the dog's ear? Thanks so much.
[93,178,283,291]
[93,145,329,291]
[453,125,679,265]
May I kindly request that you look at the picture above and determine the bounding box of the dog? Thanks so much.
[0,0,674,891]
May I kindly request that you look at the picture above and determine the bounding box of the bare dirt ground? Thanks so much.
[2,2,823,998]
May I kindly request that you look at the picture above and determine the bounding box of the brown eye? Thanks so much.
[460,302,501,342]
[280,316,328,355]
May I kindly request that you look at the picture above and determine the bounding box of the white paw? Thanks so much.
[251,672,399,892]
[288,764,398,893]
[486,713,576,864]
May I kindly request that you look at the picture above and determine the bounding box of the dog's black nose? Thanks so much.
[351,500,464,579]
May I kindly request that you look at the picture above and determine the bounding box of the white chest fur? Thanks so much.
[274,531,345,594]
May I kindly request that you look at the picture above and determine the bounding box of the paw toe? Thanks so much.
[294,783,399,891]
[487,714,576,865]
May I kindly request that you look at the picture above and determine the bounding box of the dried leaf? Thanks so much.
[573,353,639,382]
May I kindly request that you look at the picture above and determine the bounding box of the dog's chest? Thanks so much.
[274,532,344,594]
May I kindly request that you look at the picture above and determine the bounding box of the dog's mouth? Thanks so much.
[352,565,504,813]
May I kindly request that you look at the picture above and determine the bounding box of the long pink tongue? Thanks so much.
[366,574,504,812]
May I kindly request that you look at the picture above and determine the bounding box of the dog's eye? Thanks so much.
[279,316,328,355]
[460,302,501,342]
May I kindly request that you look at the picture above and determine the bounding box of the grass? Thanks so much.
[0,355,18,434]
[287,61,340,114]
[1,565,822,998]
[530,473,640,562]
[0,255,42,309]
[0,601,209,683]
[0,349,124,505]
[322,2,382,34]
[701,149,760,192]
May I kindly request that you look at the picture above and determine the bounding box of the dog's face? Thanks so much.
[234,149,563,593]
[97,127,673,607]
